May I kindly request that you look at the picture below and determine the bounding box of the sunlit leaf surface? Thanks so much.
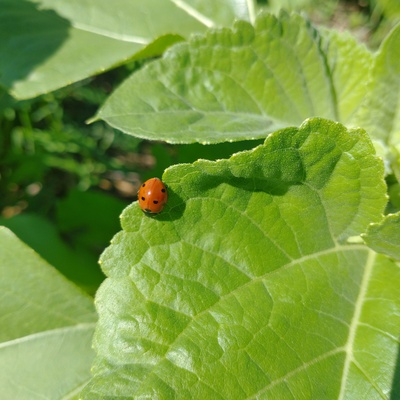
[82,119,400,399]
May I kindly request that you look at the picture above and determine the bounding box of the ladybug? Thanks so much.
[137,178,168,214]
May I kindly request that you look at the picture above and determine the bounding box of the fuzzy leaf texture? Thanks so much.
[96,12,374,144]
[82,118,400,399]
[0,0,254,99]
[0,227,97,400]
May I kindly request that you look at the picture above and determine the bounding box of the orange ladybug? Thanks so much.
[137,178,168,214]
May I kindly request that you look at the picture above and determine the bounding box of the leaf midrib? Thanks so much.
[338,250,386,400]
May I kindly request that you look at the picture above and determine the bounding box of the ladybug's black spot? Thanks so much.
[153,200,159,204]
[141,197,145,201]
[142,183,146,187]
[161,188,166,193]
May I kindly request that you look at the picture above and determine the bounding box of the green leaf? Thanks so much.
[319,28,373,125]
[351,23,400,155]
[96,12,339,144]
[0,227,97,400]
[97,12,376,145]
[363,213,400,260]
[0,0,254,99]
[82,118,400,399]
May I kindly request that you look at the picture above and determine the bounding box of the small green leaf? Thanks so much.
[82,119,399,399]
[363,213,400,260]
[1,0,253,99]
[0,227,97,400]
[96,13,338,144]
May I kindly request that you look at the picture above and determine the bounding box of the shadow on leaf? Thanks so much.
[0,0,70,91]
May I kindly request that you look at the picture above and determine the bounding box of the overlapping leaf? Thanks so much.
[319,28,373,124]
[96,12,380,145]
[351,23,400,155]
[96,12,339,143]
[1,0,253,99]
[0,227,97,400]
[82,118,400,399]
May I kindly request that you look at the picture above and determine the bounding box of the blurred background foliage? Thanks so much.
[1,0,399,294]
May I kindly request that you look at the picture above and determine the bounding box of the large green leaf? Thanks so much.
[0,227,97,400]
[82,118,400,399]
[96,12,374,144]
[1,0,254,99]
